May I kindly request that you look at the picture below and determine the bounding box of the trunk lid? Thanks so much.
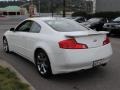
[63,31,108,48]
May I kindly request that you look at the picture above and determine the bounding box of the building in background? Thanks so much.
[0,6,28,16]
[76,0,120,13]
[72,0,120,14]
[71,0,96,14]
[86,0,96,13]
[1,0,120,16]
[96,0,120,12]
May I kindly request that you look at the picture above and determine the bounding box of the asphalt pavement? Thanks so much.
[0,19,120,90]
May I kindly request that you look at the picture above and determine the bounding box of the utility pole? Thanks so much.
[51,0,54,17]
[38,0,40,16]
[63,0,66,17]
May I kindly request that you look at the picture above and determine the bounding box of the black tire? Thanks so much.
[3,37,9,53]
[35,49,52,78]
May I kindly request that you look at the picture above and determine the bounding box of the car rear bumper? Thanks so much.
[51,44,112,74]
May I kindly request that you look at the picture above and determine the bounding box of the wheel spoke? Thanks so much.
[36,52,48,75]
[41,64,47,74]
[3,39,8,52]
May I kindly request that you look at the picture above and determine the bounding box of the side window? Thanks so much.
[15,21,33,32]
[29,22,41,33]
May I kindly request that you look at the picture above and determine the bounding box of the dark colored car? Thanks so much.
[0,15,5,17]
[103,17,120,35]
[81,18,108,31]
[66,17,87,23]
[74,17,87,23]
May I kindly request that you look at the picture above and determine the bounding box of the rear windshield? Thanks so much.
[44,19,88,32]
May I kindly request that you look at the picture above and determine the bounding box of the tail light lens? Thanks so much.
[59,38,88,49]
[103,36,110,45]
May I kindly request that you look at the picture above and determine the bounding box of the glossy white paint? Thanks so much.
[4,17,113,74]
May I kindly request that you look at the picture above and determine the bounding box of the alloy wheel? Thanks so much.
[3,38,9,53]
[35,50,52,77]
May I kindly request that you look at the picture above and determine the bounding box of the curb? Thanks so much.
[0,59,36,90]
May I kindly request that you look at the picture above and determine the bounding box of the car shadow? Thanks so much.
[9,52,37,70]
[3,51,109,82]
[50,67,107,81]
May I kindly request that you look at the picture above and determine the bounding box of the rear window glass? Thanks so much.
[44,19,88,32]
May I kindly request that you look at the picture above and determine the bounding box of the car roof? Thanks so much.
[26,17,67,22]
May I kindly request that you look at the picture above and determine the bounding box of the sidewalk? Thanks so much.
[0,59,36,90]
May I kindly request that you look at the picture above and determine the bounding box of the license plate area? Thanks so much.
[93,59,104,67]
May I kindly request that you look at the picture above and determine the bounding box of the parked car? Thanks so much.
[66,17,87,23]
[81,18,108,31]
[0,15,5,17]
[73,17,87,23]
[3,17,112,78]
[103,17,120,35]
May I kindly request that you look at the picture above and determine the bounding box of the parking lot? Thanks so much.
[0,18,120,90]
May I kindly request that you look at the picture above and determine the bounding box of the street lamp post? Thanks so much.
[51,0,54,17]
[63,0,66,17]
[38,0,40,16]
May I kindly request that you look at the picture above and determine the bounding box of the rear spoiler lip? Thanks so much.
[65,31,109,37]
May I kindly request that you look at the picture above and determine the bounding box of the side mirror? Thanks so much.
[10,28,15,32]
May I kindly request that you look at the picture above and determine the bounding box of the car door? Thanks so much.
[12,20,33,56]
[21,21,41,61]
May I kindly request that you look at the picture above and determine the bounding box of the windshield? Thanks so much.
[113,17,120,22]
[44,19,88,32]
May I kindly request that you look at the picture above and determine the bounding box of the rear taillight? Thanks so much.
[103,36,110,45]
[59,38,88,49]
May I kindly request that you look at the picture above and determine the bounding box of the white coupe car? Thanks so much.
[3,17,113,78]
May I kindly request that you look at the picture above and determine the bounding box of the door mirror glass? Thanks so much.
[10,28,15,31]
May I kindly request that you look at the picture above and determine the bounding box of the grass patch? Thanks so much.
[0,66,29,90]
